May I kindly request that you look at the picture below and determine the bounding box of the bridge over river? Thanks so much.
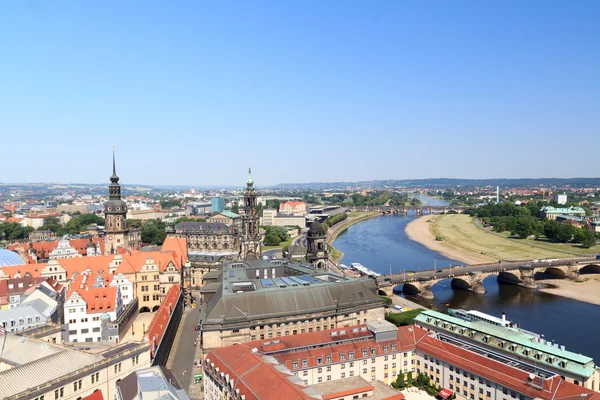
[350,205,467,215]
[375,257,600,299]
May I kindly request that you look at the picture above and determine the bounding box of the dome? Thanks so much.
[308,221,326,235]
[0,249,25,267]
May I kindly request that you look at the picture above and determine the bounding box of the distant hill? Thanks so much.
[270,178,600,190]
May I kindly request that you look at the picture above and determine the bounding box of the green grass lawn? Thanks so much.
[433,214,600,261]
[262,237,293,251]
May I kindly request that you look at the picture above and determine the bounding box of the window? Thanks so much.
[370,348,376,354]
[326,356,332,363]
[384,346,389,352]
[293,362,299,368]
[341,354,346,360]
[341,363,346,369]
[371,367,376,372]
[54,388,64,399]
[327,366,331,372]
[362,349,368,356]
[349,352,355,359]
[91,372,100,384]
[114,363,122,373]
[317,357,323,364]
[318,368,322,373]
[303,371,308,376]
[81,328,89,334]
[341,372,346,378]
[363,368,367,373]
[302,360,308,367]
[73,380,82,391]
[93,327,100,332]
[327,375,331,381]
[318,377,322,383]
[487,391,491,397]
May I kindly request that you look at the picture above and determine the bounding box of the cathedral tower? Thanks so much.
[240,167,261,260]
[104,149,129,253]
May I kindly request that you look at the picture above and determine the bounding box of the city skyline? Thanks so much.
[1,1,599,185]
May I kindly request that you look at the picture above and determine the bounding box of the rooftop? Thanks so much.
[312,377,404,400]
[415,310,595,376]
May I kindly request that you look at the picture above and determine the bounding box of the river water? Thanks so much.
[333,196,600,362]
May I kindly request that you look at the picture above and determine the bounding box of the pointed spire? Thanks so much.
[110,147,119,183]
[246,165,254,186]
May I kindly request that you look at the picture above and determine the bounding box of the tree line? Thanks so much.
[465,202,598,248]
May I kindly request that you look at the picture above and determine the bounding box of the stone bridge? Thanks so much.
[375,257,600,299]
[351,205,467,215]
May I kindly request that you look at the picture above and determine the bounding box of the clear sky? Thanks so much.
[1,1,599,187]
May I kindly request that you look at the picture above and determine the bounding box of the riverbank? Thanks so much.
[406,214,571,264]
[538,274,600,306]
[405,215,491,264]
[326,212,380,262]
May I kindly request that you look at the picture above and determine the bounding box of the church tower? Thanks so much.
[306,220,328,269]
[240,167,261,260]
[104,149,129,253]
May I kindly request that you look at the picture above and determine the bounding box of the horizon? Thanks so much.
[1,1,599,185]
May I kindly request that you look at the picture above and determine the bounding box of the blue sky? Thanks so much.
[1,1,599,186]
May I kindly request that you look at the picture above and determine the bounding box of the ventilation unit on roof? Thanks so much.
[251,348,258,353]
[352,328,359,333]
[273,340,280,344]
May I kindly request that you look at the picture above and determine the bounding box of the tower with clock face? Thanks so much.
[104,149,129,253]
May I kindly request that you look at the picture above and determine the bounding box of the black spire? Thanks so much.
[110,146,119,183]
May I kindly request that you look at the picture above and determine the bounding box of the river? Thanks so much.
[333,195,600,362]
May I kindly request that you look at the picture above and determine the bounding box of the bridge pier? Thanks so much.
[451,276,486,295]
[416,208,423,216]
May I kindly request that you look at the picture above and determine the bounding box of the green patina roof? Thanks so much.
[415,310,595,377]
[540,206,585,214]
[220,211,241,219]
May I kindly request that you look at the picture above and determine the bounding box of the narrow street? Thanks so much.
[166,301,202,395]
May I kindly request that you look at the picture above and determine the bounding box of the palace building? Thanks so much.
[198,259,385,349]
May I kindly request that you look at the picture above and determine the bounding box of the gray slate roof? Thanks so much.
[204,279,380,325]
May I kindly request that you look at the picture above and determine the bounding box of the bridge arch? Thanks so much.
[450,277,472,291]
[579,264,600,274]
[401,283,421,296]
[544,267,567,278]
[497,271,522,285]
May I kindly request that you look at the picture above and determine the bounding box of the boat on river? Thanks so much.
[350,262,381,277]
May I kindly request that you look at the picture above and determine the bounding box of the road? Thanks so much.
[261,234,306,259]
[166,302,202,393]
[376,256,599,286]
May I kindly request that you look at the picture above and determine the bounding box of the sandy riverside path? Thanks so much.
[405,215,491,265]
[537,274,600,306]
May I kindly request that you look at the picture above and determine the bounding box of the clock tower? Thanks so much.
[104,149,129,253]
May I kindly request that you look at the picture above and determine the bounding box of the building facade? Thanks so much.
[280,200,307,216]
[198,259,385,349]
[211,196,225,213]
[204,321,600,400]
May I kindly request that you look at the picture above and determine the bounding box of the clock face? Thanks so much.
[108,235,113,240]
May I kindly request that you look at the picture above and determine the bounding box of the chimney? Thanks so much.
[501,312,506,324]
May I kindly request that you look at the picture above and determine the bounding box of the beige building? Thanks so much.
[198,259,385,349]
[207,211,242,228]
[279,200,307,216]
[261,209,306,227]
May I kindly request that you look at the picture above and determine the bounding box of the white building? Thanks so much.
[554,192,568,205]
[64,275,124,343]
[49,239,82,260]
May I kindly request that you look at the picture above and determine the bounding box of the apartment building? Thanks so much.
[203,321,600,400]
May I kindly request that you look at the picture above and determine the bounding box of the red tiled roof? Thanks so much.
[0,263,46,278]
[146,284,181,358]
[205,344,314,400]
[82,390,104,400]
[323,384,374,400]
[161,236,188,265]
[67,286,118,314]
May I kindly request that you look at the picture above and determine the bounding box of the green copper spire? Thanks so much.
[246,166,254,186]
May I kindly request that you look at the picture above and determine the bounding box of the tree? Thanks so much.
[76,214,104,227]
[574,228,596,248]
[407,371,413,386]
[410,197,422,206]
[512,218,533,239]
[230,204,240,214]
[263,231,281,246]
[141,219,166,245]
[128,219,143,229]
[160,199,182,209]
[392,372,406,389]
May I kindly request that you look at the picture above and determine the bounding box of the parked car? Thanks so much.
[436,269,443,273]
[384,277,391,282]
[596,254,600,260]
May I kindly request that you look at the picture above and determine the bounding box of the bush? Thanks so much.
[385,309,423,326]
[379,296,392,306]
